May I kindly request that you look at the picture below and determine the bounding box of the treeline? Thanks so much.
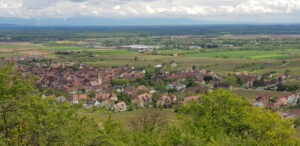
[0,65,299,145]
[1,25,300,42]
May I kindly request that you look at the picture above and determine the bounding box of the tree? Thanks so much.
[154,81,165,91]
[181,78,198,88]
[111,78,129,87]
[176,90,298,145]
[88,91,96,99]
[128,104,134,111]
[203,76,213,83]
[0,65,97,145]
[284,69,291,75]
[117,92,131,105]
[144,68,155,80]
[130,109,168,133]
[225,76,238,85]
[294,116,300,127]
[192,65,196,70]
[237,76,244,85]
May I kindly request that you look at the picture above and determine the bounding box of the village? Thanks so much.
[1,55,299,119]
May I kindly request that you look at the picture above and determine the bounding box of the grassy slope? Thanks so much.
[78,109,176,129]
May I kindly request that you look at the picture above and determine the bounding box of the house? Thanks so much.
[288,93,299,105]
[189,46,202,49]
[253,93,299,109]
[278,112,293,119]
[252,93,273,108]
[155,64,162,68]
[95,93,118,108]
[185,67,194,73]
[157,94,176,108]
[278,74,290,80]
[204,71,213,77]
[183,96,201,104]
[56,96,66,104]
[67,87,78,95]
[166,81,186,91]
[136,85,149,94]
[169,73,196,80]
[68,94,87,104]
[74,94,88,100]
[131,93,152,108]
[68,96,79,104]
[95,93,118,102]
[279,95,289,106]
[84,100,100,108]
[242,75,257,88]
[114,102,127,111]
[171,63,177,67]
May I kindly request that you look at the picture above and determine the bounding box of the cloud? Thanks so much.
[0,0,299,21]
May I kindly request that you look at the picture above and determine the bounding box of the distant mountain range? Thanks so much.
[0,17,258,26]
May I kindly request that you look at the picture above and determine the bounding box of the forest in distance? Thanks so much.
[1,24,300,42]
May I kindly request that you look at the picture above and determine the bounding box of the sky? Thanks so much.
[0,0,300,25]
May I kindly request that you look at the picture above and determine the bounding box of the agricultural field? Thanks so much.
[49,51,300,76]
[1,38,300,77]
[0,42,101,56]
[185,49,300,60]
[234,88,291,100]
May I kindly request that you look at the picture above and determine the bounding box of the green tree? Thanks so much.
[88,91,96,99]
[181,78,198,88]
[284,69,291,74]
[128,104,134,111]
[117,92,131,105]
[154,81,166,91]
[225,76,238,85]
[176,90,298,145]
[0,65,97,145]
[111,78,129,87]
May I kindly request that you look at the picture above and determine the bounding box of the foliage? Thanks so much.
[117,92,132,105]
[128,104,134,111]
[295,116,300,127]
[154,80,166,91]
[177,90,298,145]
[130,109,168,133]
[111,78,129,87]
[0,65,299,145]
[225,75,238,85]
[203,76,213,83]
[277,84,300,92]
[88,91,96,99]
[0,65,97,145]
[181,78,198,88]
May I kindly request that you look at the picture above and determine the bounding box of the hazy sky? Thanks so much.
[0,0,300,25]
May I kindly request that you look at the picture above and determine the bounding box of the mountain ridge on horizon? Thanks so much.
[1,17,299,27]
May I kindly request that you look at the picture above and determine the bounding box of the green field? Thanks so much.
[93,50,137,56]
[0,44,100,51]
[234,88,291,100]
[185,49,300,60]
[1,42,299,76]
